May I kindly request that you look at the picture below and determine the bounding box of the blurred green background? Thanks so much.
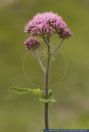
[0,0,89,132]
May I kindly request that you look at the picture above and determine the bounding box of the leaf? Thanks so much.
[48,89,54,97]
[39,96,56,103]
[28,88,41,95]
[9,87,56,103]
[9,87,42,96]
[39,89,56,103]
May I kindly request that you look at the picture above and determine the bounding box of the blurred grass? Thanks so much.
[0,0,89,131]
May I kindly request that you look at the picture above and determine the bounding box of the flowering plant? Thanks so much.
[10,12,71,130]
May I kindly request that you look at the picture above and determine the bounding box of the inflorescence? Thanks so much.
[24,12,72,50]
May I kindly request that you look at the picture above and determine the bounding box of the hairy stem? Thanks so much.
[43,37,51,129]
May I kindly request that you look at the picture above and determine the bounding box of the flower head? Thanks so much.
[24,12,72,38]
[24,37,40,50]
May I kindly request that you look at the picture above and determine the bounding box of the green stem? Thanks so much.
[43,37,64,129]
[43,37,51,129]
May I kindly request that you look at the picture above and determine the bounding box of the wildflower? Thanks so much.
[24,12,72,38]
[24,37,40,50]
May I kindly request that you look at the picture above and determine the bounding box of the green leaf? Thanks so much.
[39,89,56,103]
[41,89,54,97]
[48,89,54,97]
[9,87,42,96]
[9,87,56,103]
[39,96,56,103]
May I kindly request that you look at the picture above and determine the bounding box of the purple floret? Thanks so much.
[24,37,40,50]
[24,12,72,38]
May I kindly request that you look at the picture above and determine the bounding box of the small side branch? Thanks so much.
[34,49,46,73]
[43,36,50,46]
[50,39,64,56]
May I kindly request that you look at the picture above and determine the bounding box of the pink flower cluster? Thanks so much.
[24,37,40,50]
[24,12,71,38]
[24,12,72,50]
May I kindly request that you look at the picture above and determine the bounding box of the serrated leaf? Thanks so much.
[9,87,42,96]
